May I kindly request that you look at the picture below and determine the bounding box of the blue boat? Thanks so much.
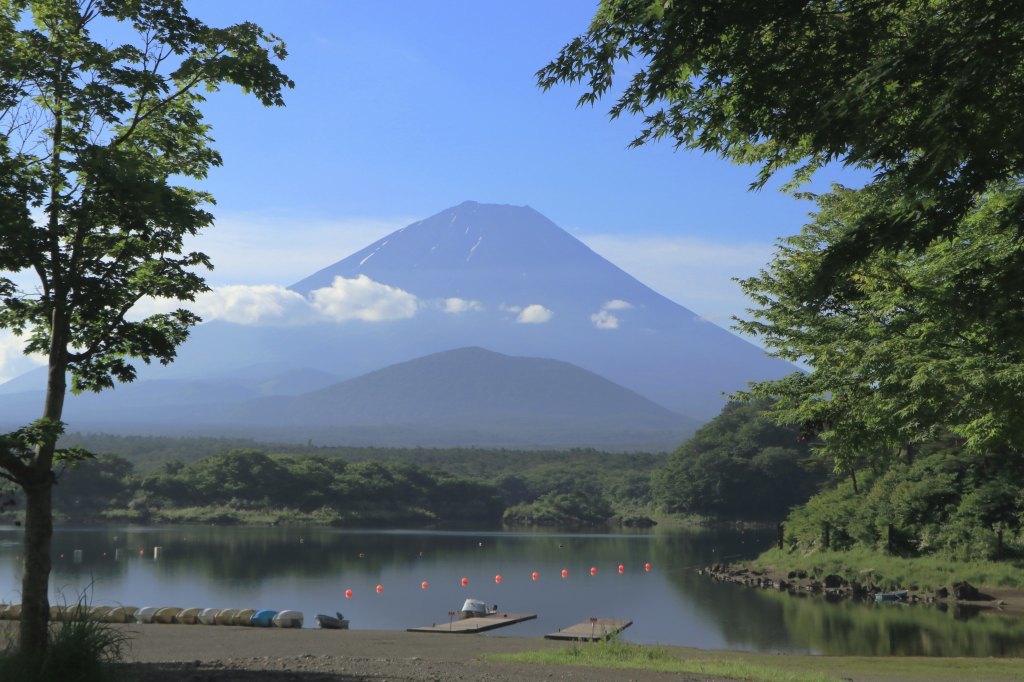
[251,609,278,627]
[874,590,908,602]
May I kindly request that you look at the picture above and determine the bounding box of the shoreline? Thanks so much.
[112,625,1024,682]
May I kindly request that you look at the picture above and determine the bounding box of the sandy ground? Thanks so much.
[116,626,713,681]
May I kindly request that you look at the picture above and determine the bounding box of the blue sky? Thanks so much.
[0,1,864,381]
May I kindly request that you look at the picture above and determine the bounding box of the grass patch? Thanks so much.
[491,638,836,682]
[0,588,131,682]
[0,616,130,682]
[491,639,1024,682]
[751,547,1024,591]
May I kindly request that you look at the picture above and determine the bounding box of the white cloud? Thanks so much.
[443,297,484,314]
[578,233,773,331]
[0,331,45,384]
[310,275,419,322]
[590,310,619,330]
[198,285,314,325]
[130,276,420,326]
[590,299,634,330]
[517,304,553,324]
[500,304,522,313]
[603,299,633,311]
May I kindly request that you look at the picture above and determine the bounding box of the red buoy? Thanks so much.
[531,571,539,581]
[645,562,651,572]
[344,589,353,599]
[376,584,383,593]
[495,574,502,584]
[590,567,597,576]
[618,564,625,574]
[421,581,429,590]
[460,577,469,587]
[561,569,568,579]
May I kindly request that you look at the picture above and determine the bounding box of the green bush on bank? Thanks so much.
[779,445,1024,561]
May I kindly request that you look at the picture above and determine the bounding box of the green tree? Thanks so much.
[653,400,822,518]
[538,1,1024,295]
[736,184,1024,470]
[0,0,290,662]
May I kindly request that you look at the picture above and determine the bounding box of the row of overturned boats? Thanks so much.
[0,603,305,628]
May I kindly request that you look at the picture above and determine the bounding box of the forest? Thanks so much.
[0,436,666,528]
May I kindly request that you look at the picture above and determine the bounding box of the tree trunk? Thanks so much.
[19,478,53,662]
[18,316,68,663]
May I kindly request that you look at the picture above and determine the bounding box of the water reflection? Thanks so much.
[1,525,1022,656]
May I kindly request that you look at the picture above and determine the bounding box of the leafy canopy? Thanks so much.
[538,1,1024,291]
[0,0,292,396]
[736,184,1024,463]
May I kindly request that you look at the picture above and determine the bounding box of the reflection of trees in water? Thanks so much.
[652,528,805,652]
[40,527,666,587]
[759,590,1024,657]
[652,526,1024,656]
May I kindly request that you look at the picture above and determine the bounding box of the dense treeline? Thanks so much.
[781,441,1024,561]
[1,438,667,528]
[653,400,828,520]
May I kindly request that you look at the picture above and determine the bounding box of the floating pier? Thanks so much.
[545,618,632,641]
[407,612,536,634]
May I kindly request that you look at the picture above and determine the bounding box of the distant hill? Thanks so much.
[0,348,698,452]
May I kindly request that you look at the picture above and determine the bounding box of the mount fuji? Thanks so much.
[0,201,793,450]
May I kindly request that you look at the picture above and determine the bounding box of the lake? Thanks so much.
[1,525,1022,656]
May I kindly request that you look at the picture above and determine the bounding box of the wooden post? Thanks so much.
[777,523,784,550]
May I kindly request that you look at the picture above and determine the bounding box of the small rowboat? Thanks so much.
[198,608,221,625]
[315,612,349,629]
[272,610,303,628]
[135,607,159,624]
[214,608,238,625]
[153,607,182,624]
[234,608,257,626]
[175,608,203,624]
[874,590,908,602]
[103,606,136,624]
[89,606,112,622]
[251,610,277,627]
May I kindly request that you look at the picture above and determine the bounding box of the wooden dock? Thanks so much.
[407,612,536,634]
[545,618,632,641]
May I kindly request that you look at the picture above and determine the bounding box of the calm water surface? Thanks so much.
[1,525,1022,656]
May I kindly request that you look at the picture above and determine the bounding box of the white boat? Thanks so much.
[175,607,203,624]
[214,608,238,625]
[458,599,497,620]
[135,606,159,624]
[153,607,182,624]
[272,610,303,628]
[102,606,135,624]
[198,608,221,625]
[234,608,256,626]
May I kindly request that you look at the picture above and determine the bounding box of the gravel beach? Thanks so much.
[116,626,713,681]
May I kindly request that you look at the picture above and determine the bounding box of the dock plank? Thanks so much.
[545,618,632,641]
[407,612,536,634]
